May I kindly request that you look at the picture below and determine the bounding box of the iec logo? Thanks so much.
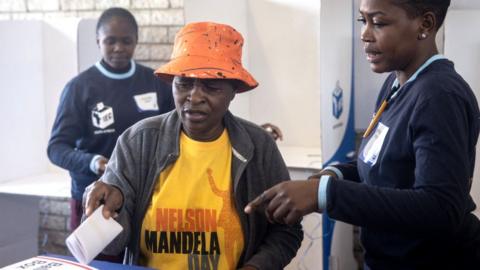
[332,80,343,119]
[91,102,114,129]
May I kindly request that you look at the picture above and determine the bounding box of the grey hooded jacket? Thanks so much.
[93,110,303,269]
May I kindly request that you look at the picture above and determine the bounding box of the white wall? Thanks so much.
[247,0,321,147]
[0,21,48,182]
[185,0,321,148]
[0,19,98,182]
[77,19,101,72]
[43,18,81,150]
[184,0,251,120]
[182,0,389,132]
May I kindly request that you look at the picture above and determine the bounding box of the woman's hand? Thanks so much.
[244,179,320,225]
[85,181,123,219]
[261,123,283,141]
[95,156,109,176]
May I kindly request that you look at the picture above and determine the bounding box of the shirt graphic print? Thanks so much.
[140,130,244,269]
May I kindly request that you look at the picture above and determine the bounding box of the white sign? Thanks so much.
[1,255,97,270]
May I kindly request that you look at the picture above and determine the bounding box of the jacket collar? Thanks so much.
[157,110,254,162]
[156,110,254,167]
[153,111,182,170]
[223,111,254,163]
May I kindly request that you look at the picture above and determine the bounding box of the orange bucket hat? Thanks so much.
[154,22,258,93]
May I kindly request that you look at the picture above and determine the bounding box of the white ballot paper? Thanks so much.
[66,205,123,265]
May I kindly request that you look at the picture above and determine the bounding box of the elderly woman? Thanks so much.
[84,21,302,270]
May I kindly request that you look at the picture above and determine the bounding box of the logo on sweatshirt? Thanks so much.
[92,102,115,133]
[332,80,343,119]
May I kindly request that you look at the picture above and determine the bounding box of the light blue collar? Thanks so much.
[391,54,446,98]
[95,59,136,80]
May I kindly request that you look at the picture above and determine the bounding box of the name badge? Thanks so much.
[134,92,159,111]
[360,122,389,166]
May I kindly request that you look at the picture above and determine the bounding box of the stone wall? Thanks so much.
[0,0,185,69]
[38,197,71,255]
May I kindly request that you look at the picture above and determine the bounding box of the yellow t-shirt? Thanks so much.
[139,130,244,269]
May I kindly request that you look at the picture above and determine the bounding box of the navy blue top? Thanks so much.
[47,62,174,200]
[328,59,480,269]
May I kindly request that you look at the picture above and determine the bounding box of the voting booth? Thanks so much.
[0,18,98,186]
[0,18,98,266]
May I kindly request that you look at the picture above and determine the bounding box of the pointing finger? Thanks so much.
[244,190,271,214]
